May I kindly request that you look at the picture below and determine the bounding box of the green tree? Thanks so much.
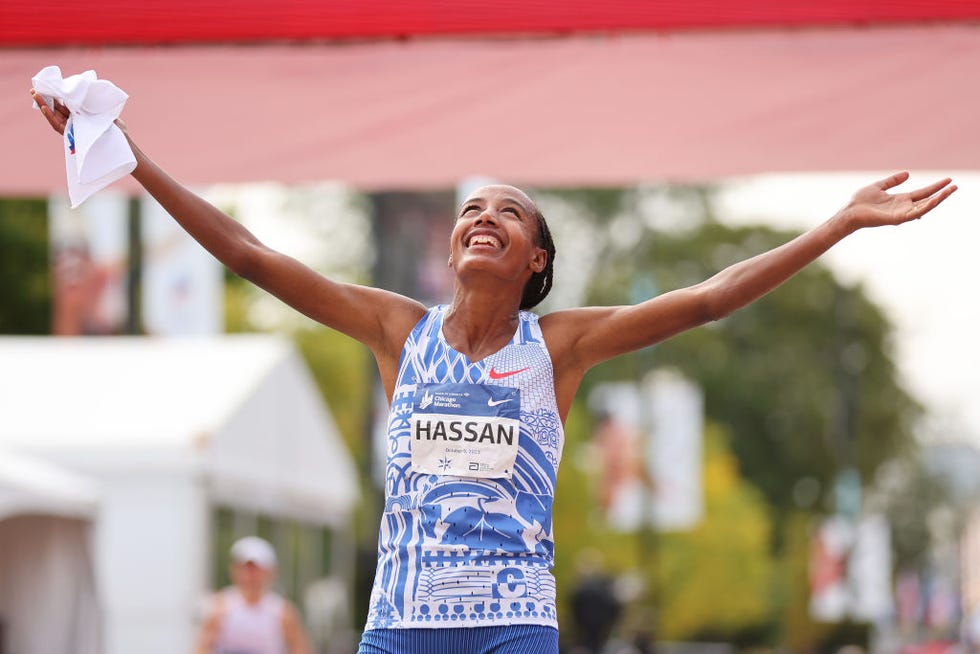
[640,223,916,519]
[553,414,777,647]
[538,186,919,520]
[655,424,774,641]
[537,185,920,649]
[0,198,50,334]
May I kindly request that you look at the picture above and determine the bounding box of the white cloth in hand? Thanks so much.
[32,65,136,208]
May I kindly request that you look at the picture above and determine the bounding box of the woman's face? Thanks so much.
[230,560,274,594]
[450,185,546,287]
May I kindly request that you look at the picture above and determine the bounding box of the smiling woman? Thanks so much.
[451,186,556,314]
[30,87,956,654]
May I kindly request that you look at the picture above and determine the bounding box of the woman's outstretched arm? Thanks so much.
[32,90,426,390]
[542,172,956,416]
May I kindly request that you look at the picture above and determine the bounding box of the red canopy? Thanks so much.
[4,0,980,45]
[3,25,979,195]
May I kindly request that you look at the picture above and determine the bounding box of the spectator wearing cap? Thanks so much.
[193,536,312,654]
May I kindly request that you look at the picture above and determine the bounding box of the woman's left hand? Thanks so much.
[843,172,957,230]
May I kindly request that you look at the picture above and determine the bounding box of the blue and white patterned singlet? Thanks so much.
[365,305,565,631]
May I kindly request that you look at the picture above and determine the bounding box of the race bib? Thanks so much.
[410,383,521,479]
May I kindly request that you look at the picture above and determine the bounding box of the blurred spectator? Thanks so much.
[571,549,622,654]
[194,536,312,654]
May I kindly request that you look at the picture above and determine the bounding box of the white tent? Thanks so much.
[0,452,102,654]
[0,450,99,521]
[0,335,359,654]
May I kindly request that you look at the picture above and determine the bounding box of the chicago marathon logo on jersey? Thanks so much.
[410,383,521,478]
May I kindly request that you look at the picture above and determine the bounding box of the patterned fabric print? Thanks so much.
[366,306,565,631]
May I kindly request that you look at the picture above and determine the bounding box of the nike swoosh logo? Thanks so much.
[488,367,529,380]
[487,398,512,407]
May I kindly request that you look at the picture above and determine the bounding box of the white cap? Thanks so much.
[230,536,277,569]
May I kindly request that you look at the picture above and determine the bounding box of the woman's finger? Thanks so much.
[910,184,958,218]
[53,98,70,119]
[30,89,67,116]
[909,177,953,202]
[41,103,61,128]
[875,171,910,191]
[30,89,67,134]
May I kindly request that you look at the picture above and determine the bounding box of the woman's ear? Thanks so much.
[530,248,547,273]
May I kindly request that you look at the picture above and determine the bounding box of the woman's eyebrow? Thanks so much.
[500,198,528,213]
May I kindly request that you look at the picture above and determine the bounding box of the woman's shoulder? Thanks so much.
[538,306,618,360]
[537,305,606,329]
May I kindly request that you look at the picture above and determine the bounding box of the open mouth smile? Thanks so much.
[465,233,503,249]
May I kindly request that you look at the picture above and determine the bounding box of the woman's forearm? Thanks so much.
[127,135,264,276]
[700,212,854,320]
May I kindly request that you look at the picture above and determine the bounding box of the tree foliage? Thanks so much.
[0,198,50,334]
[553,415,777,647]
[636,222,917,517]
[538,186,920,519]
[655,424,774,641]
[538,185,922,649]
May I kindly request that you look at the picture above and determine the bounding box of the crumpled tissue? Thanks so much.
[32,65,136,208]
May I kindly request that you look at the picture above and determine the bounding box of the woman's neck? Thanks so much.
[443,287,521,361]
[238,586,265,605]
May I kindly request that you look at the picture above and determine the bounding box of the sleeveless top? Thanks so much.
[365,305,565,631]
[212,588,286,654]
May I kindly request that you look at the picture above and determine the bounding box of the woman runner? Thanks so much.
[33,89,956,654]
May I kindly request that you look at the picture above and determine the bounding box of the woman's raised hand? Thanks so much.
[30,88,70,136]
[842,172,957,230]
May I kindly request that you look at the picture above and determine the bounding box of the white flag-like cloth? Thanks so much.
[32,66,136,208]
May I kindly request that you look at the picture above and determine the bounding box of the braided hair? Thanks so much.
[520,206,556,310]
